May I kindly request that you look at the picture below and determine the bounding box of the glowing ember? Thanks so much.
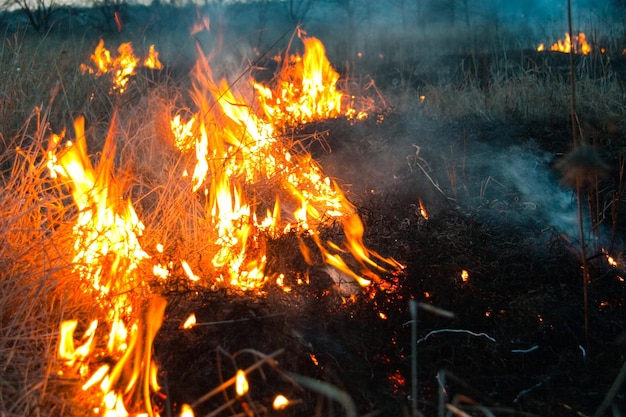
[607,255,618,267]
[273,395,290,410]
[418,199,428,220]
[461,269,469,282]
[180,404,195,417]
[310,354,319,366]
[235,370,249,396]
[182,313,196,329]
[387,369,406,394]
[537,32,591,55]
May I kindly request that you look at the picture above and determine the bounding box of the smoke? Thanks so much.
[499,145,584,239]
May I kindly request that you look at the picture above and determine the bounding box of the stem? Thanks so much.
[567,0,589,352]
[410,300,418,417]
[576,176,590,351]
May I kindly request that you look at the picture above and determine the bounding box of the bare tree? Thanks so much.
[2,0,57,33]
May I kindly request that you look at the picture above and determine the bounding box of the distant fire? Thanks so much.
[80,39,163,93]
[537,32,591,55]
[253,34,368,126]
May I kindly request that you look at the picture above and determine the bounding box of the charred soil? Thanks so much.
[155,109,626,417]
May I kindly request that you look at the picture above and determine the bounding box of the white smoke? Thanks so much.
[503,145,584,239]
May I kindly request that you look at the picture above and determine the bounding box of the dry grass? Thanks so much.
[389,54,626,125]
[0,105,87,416]
[0,19,625,416]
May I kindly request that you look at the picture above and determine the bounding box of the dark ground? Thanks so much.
[153,104,626,417]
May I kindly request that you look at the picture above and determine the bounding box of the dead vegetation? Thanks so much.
[1,5,626,417]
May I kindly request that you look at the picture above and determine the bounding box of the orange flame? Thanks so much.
[235,370,249,396]
[253,34,366,127]
[166,35,400,291]
[418,199,428,220]
[273,394,290,410]
[81,40,163,92]
[54,30,401,416]
[182,313,197,329]
[48,115,166,416]
[180,404,195,417]
[144,45,163,70]
[166,38,401,289]
[537,32,591,55]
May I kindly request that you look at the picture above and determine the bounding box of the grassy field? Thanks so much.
[1,2,626,416]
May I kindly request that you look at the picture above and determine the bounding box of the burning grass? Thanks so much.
[1,16,626,417]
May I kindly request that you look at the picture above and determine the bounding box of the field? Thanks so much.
[1,1,626,416]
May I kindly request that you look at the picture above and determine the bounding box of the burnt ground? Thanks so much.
[153,107,626,417]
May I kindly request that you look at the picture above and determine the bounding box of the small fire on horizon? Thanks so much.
[537,32,591,55]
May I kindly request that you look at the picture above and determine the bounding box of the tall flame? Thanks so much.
[254,35,367,127]
[168,35,400,291]
[52,31,401,415]
[49,114,165,416]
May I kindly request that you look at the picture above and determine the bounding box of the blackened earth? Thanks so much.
[155,110,626,417]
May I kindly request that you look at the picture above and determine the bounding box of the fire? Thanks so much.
[47,115,149,301]
[273,395,290,410]
[418,199,428,220]
[58,319,98,371]
[166,37,400,291]
[144,45,163,70]
[180,404,195,417]
[48,114,166,416]
[49,30,400,415]
[235,370,249,396]
[461,269,469,282]
[182,313,196,329]
[537,32,591,55]
[253,34,366,127]
[80,39,163,92]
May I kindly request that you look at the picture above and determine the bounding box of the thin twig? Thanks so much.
[592,359,626,417]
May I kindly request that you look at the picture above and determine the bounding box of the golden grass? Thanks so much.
[0,105,88,416]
